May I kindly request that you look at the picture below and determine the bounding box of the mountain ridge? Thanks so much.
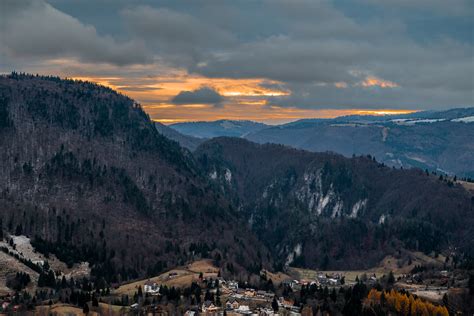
[0,73,269,282]
[170,119,269,139]
[167,108,474,177]
[195,137,474,270]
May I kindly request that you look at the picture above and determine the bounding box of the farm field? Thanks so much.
[113,259,219,296]
[35,303,126,316]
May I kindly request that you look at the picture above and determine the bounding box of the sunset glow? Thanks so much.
[69,75,416,124]
[360,76,399,88]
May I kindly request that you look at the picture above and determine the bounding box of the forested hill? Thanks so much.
[0,73,269,282]
[195,137,474,270]
[1,73,473,282]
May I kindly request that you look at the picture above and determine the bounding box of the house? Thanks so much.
[226,299,240,310]
[201,300,219,313]
[235,305,252,314]
[283,279,302,290]
[227,280,239,291]
[231,293,244,299]
[328,278,338,286]
[279,297,300,313]
[168,272,178,278]
[143,280,160,294]
[244,288,256,297]
[2,301,10,310]
[32,260,45,266]
[259,308,277,315]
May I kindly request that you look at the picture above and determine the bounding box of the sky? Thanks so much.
[1,0,473,124]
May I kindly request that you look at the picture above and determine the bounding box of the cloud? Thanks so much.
[121,6,236,67]
[359,0,474,16]
[267,80,472,110]
[1,0,472,113]
[0,0,151,66]
[171,87,224,107]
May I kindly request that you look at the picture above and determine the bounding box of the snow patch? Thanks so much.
[209,170,217,180]
[381,127,389,142]
[405,155,426,163]
[452,116,474,123]
[349,199,368,218]
[317,192,332,215]
[331,201,343,218]
[225,168,232,183]
[392,118,445,125]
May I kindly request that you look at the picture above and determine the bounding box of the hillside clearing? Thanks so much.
[113,259,219,296]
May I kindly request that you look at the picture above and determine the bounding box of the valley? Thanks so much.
[0,235,469,315]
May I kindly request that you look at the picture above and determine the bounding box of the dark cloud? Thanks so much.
[0,0,472,111]
[121,6,236,67]
[171,87,224,107]
[268,82,473,111]
[0,0,152,66]
[359,0,473,16]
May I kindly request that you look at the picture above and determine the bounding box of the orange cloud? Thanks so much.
[71,73,412,125]
[334,82,348,88]
[360,75,398,88]
[72,74,288,104]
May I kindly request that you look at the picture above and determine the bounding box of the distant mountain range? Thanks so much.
[170,120,268,138]
[155,122,204,151]
[1,74,472,282]
[169,109,474,177]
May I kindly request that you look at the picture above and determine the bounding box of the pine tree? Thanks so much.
[92,295,99,307]
[330,288,337,302]
[272,296,279,312]
[387,271,395,285]
[469,273,474,295]
[83,302,89,314]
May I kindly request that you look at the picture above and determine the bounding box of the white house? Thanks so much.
[143,280,160,294]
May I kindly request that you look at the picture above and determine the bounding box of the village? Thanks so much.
[122,264,349,316]
[0,235,467,315]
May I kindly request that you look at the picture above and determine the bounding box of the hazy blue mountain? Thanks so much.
[246,108,474,177]
[155,122,205,151]
[170,120,268,138]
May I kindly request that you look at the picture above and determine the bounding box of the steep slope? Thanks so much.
[155,122,205,151]
[171,120,268,138]
[245,110,474,177]
[195,138,474,270]
[0,73,269,282]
